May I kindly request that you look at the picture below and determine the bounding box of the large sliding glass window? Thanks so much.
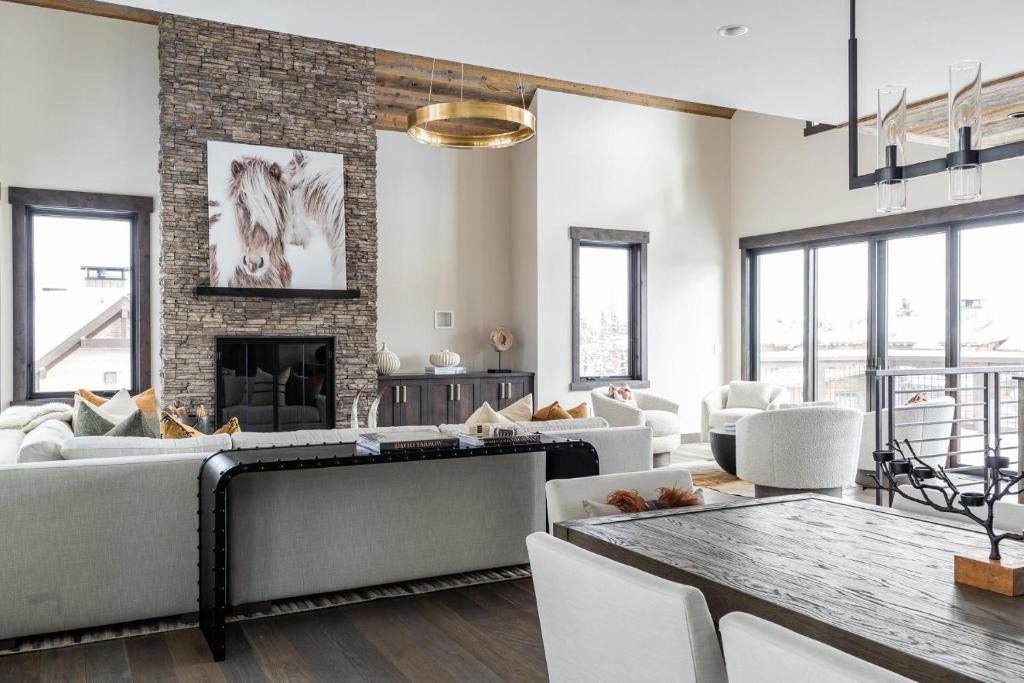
[756,250,805,400]
[959,222,1024,369]
[885,232,947,377]
[815,242,869,409]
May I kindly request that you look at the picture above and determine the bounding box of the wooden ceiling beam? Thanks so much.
[2,0,159,24]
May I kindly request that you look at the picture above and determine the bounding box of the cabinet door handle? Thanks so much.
[456,384,461,401]
[393,386,399,404]
[402,385,407,403]
[448,384,453,401]
[506,382,512,398]
[499,382,505,400]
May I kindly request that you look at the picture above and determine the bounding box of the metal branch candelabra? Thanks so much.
[874,440,1024,561]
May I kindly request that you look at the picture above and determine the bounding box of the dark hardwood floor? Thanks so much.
[0,579,547,683]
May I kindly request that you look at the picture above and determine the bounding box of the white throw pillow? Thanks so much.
[465,402,513,426]
[582,499,621,517]
[17,419,73,463]
[101,389,139,422]
[498,394,534,422]
[726,381,773,410]
[61,434,232,460]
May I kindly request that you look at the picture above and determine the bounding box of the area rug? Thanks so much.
[692,471,754,496]
[0,564,531,656]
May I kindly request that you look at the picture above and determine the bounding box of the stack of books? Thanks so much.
[357,431,459,453]
[424,366,466,374]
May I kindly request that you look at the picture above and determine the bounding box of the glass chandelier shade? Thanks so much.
[948,60,982,201]
[876,85,907,213]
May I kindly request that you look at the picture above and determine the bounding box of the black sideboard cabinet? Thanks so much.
[376,371,534,426]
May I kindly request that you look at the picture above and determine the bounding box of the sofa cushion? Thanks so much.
[708,407,761,428]
[498,394,534,422]
[17,419,73,463]
[0,430,27,465]
[726,381,774,410]
[518,417,609,432]
[533,401,573,421]
[231,429,344,450]
[465,402,512,426]
[642,410,679,437]
[61,434,232,460]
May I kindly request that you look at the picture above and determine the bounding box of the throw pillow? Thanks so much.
[214,417,241,436]
[77,387,160,435]
[160,412,203,439]
[72,396,117,437]
[566,402,589,419]
[607,384,638,408]
[532,401,573,421]
[498,394,534,422]
[466,402,513,426]
[105,409,155,437]
[726,381,773,410]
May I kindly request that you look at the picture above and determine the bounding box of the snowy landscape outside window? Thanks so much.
[570,227,648,391]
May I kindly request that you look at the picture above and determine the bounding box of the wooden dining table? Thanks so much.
[554,494,1024,683]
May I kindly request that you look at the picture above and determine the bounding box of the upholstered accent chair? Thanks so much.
[720,612,912,682]
[855,396,956,487]
[590,388,680,465]
[701,381,789,441]
[735,405,862,498]
[526,532,727,683]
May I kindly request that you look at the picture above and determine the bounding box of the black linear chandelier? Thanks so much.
[848,0,1024,213]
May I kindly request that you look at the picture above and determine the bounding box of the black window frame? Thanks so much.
[570,226,649,391]
[9,187,153,403]
[741,194,1024,409]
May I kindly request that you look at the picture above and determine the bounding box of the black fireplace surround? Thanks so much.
[215,336,335,432]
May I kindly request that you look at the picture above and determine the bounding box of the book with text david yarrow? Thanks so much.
[357,430,460,453]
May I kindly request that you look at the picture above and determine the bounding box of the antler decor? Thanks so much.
[874,440,1024,596]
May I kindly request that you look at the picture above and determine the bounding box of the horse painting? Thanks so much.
[207,141,347,290]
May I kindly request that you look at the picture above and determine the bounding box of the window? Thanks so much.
[571,227,648,391]
[755,249,805,400]
[10,188,152,402]
[815,242,869,409]
[885,232,947,375]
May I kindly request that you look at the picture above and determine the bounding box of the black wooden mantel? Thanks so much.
[194,286,360,299]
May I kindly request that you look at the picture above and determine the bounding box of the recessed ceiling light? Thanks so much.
[1008,111,1024,120]
[717,25,749,37]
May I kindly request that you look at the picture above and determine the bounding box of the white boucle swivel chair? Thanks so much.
[527,532,727,683]
[735,405,863,498]
[590,388,680,466]
[701,381,789,441]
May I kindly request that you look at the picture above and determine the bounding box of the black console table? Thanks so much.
[198,436,599,660]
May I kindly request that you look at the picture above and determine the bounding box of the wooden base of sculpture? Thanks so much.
[954,555,1024,596]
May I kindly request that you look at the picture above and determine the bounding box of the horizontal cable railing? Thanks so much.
[869,365,1024,506]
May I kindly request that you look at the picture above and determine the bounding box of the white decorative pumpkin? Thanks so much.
[374,343,401,375]
[429,349,461,368]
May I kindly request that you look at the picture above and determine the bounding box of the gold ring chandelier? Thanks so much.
[407,61,536,150]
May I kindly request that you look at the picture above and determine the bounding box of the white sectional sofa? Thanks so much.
[0,417,652,644]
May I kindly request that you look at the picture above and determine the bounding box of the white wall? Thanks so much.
[727,111,1024,380]
[376,131,514,372]
[0,4,160,407]
[521,90,732,430]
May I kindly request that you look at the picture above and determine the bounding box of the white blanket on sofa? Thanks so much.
[0,402,74,432]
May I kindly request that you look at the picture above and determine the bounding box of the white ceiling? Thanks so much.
[128,0,1024,123]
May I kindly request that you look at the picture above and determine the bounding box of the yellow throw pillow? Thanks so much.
[532,401,573,421]
[566,402,589,419]
[160,412,203,439]
[214,417,241,435]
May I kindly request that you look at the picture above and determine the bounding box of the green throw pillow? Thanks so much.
[73,399,116,436]
[105,409,159,438]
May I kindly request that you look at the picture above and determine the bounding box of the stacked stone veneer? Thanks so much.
[158,15,377,424]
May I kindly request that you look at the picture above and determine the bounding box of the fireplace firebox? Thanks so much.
[215,336,334,432]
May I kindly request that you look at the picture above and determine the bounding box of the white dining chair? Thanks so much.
[544,467,696,532]
[526,532,727,683]
[720,612,912,683]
